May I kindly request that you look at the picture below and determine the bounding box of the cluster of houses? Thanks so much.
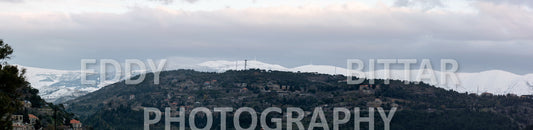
[11,114,83,130]
[10,100,83,130]
[11,114,38,130]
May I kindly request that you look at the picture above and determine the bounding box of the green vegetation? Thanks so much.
[0,40,77,129]
[67,69,533,129]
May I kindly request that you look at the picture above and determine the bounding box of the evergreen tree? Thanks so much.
[0,39,29,129]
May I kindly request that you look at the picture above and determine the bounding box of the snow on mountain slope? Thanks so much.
[460,71,533,95]
[19,65,77,90]
[526,74,533,87]
[198,60,289,72]
[291,65,347,75]
[16,65,106,103]
[197,60,533,96]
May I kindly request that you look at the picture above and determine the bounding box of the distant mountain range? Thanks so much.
[16,60,533,103]
[18,65,108,103]
[199,60,533,95]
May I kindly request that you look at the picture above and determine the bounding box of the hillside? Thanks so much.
[12,83,79,129]
[66,69,533,129]
[198,60,533,95]
[0,65,79,129]
[21,60,533,104]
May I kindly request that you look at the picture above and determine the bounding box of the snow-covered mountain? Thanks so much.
[17,65,119,103]
[197,60,533,95]
[18,60,533,104]
[198,60,290,72]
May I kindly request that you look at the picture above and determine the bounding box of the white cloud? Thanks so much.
[0,0,23,3]
[394,0,445,11]
[1,1,532,73]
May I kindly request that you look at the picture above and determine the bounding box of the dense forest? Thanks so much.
[66,69,533,130]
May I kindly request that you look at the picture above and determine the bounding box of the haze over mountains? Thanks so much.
[17,60,533,103]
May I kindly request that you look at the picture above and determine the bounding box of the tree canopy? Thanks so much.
[0,39,29,129]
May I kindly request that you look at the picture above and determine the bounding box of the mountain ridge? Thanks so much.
[64,69,533,129]
[16,60,533,103]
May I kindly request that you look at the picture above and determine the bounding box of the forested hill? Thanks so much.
[66,69,533,129]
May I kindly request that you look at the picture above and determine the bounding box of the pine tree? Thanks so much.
[0,39,29,129]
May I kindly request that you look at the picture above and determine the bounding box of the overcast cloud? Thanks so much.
[0,0,532,74]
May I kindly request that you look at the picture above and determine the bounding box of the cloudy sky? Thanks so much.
[1,0,532,74]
